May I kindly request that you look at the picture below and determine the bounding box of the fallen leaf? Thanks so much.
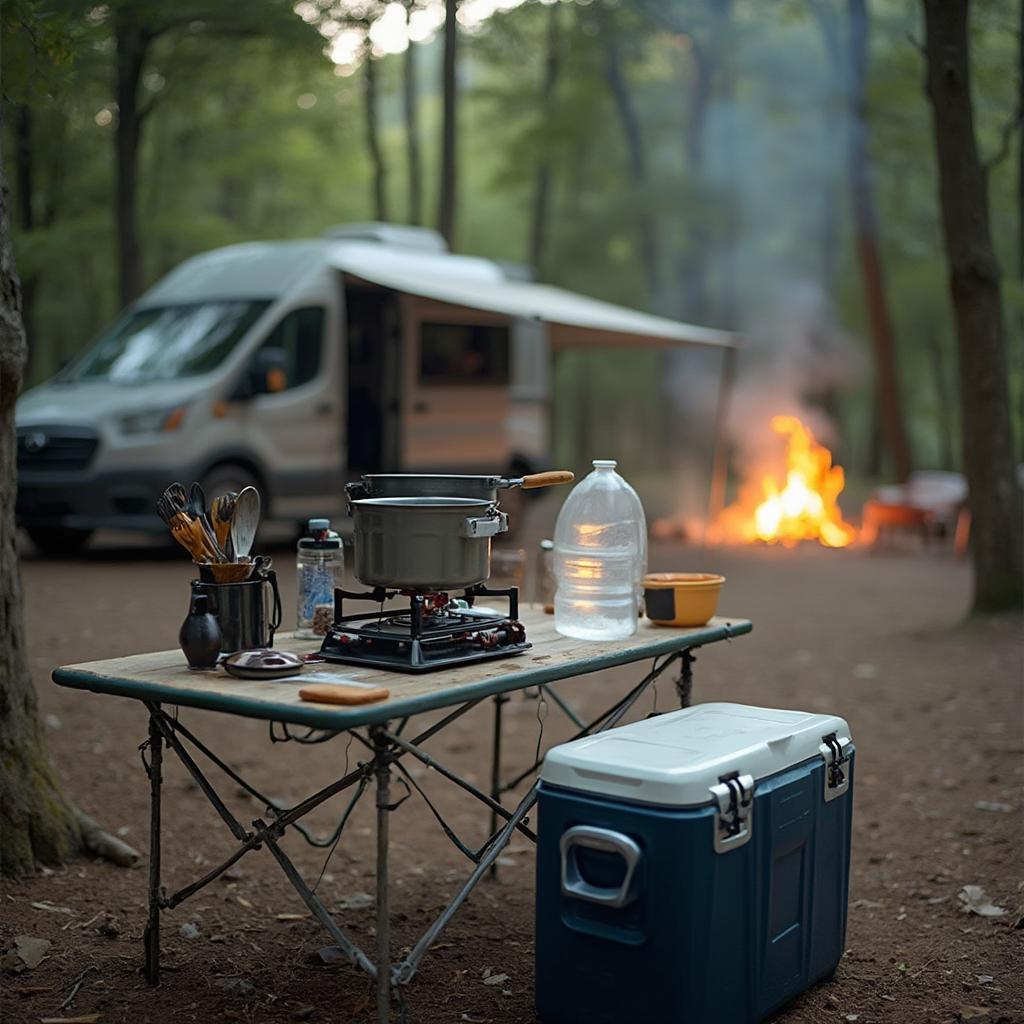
[317,946,350,966]
[14,936,51,970]
[845,1015,860,1022]
[975,975,994,984]
[482,973,508,986]
[31,902,74,916]
[336,892,372,910]
[236,896,253,909]
[973,801,1012,813]
[275,913,308,922]
[958,1007,991,1021]
[958,886,1007,918]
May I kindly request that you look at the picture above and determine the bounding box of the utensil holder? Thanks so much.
[191,569,282,653]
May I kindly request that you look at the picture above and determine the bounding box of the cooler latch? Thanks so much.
[819,732,853,802]
[708,772,754,854]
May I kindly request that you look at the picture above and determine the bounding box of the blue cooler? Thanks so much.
[535,703,854,1024]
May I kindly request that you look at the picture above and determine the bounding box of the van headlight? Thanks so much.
[118,405,189,435]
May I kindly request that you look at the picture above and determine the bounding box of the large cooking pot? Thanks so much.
[351,496,508,591]
[345,470,574,509]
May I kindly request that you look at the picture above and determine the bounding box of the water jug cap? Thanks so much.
[592,459,617,470]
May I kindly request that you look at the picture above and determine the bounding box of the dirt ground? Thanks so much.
[2,502,1022,1024]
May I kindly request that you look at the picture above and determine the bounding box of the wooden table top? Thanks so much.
[53,609,752,731]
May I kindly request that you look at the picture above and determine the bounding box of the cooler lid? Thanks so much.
[541,703,852,807]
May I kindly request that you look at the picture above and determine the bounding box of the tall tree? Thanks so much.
[402,20,423,225]
[0,138,81,875]
[363,46,390,222]
[922,0,1023,612]
[437,0,458,246]
[597,3,659,301]
[848,0,912,482]
[528,0,561,274]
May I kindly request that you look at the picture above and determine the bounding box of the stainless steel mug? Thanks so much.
[191,570,282,653]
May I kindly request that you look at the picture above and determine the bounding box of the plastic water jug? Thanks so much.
[553,460,647,640]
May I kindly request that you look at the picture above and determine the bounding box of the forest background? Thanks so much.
[3,0,1022,488]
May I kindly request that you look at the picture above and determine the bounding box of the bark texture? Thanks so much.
[403,30,422,226]
[923,0,1023,612]
[115,6,148,307]
[364,51,390,222]
[437,0,458,246]
[848,0,912,482]
[0,143,80,876]
[528,0,561,275]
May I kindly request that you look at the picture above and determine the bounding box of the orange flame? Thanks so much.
[717,415,857,548]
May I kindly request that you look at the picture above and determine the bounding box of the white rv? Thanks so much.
[15,223,737,552]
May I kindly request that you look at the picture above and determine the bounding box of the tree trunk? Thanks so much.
[601,18,658,302]
[12,105,37,384]
[528,0,561,275]
[115,8,147,308]
[0,140,80,876]
[922,0,1023,613]
[364,51,389,222]
[437,0,457,246]
[403,34,422,225]
[848,0,912,482]
[1017,0,1023,461]
[925,331,955,470]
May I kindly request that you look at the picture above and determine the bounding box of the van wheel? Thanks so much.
[200,463,261,504]
[26,527,94,555]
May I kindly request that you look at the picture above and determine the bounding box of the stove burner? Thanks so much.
[318,584,531,673]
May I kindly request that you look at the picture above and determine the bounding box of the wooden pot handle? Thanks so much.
[520,471,575,490]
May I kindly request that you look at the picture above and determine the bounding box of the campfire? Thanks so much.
[714,415,857,548]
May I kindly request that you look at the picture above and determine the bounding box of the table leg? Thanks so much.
[676,649,696,708]
[488,693,508,879]
[143,708,163,986]
[373,727,392,1024]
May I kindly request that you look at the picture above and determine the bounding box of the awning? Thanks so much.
[329,243,740,351]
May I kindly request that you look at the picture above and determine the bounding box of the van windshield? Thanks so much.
[61,301,271,383]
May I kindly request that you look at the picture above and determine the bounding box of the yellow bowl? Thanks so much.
[643,572,725,627]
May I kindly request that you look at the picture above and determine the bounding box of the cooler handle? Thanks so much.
[559,826,641,909]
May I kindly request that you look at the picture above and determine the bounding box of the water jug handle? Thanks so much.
[559,825,641,909]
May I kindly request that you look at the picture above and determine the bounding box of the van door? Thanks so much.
[401,299,512,471]
[344,280,401,473]
[235,304,343,515]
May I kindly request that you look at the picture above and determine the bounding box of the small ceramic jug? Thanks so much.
[179,590,222,670]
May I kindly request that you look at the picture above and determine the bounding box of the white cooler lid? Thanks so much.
[541,703,852,807]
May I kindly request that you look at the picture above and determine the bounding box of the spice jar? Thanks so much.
[296,518,343,638]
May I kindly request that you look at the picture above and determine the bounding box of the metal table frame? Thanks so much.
[57,622,749,1023]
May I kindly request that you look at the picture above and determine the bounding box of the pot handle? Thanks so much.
[461,511,508,538]
[520,470,575,489]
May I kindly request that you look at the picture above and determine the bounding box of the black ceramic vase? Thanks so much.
[179,591,222,670]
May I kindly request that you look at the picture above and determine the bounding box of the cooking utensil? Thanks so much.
[169,512,219,563]
[346,470,575,508]
[206,561,252,584]
[230,486,260,560]
[351,496,507,591]
[210,491,238,552]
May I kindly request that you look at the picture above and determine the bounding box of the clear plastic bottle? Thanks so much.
[553,460,647,640]
[296,518,343,638]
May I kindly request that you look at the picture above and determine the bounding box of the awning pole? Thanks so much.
[704,345,738,544]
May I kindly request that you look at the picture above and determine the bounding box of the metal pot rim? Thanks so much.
[352,496,494,509]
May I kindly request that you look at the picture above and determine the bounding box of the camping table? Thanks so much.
[53,608,751,1023]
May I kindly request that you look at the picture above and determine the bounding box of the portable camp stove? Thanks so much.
[319,584,530,672]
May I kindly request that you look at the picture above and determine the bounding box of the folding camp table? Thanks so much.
[53,608,751,1023]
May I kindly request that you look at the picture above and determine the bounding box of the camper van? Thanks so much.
[16,223,736,552]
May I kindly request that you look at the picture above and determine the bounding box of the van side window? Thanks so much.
[419,322,509,386]
[254,307,325,392]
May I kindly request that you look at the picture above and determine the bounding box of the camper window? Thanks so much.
[250,306,325,392]
[419,322,509,386]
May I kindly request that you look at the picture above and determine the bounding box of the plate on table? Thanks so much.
[223,649,305,680]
